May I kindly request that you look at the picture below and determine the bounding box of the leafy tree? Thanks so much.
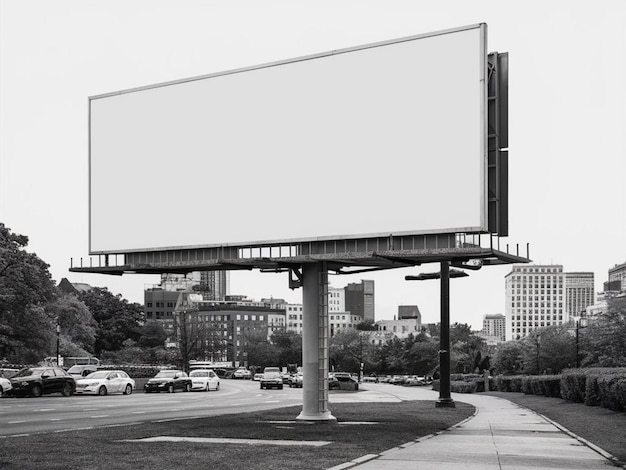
[0,224,57,363]
[138,321,168,348]
[78,287,144,356]
[355,319,377,331]
[492,340,524,375]
[46,294,96,354]
[404,334,439,375]
[329,329,373,374]
[270,330,302,367]
[582,297,626,367]
[522,326,575,374]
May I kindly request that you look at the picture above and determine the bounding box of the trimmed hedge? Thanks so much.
[492,368,626,412]
[521,375,561,398]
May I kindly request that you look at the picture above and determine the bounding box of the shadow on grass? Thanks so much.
[0,401,474,470]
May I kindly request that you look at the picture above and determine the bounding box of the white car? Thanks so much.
[189,369,221,391]
[74,370,135,396]
[0,377,12,397]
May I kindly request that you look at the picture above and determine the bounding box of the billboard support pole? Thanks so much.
[436,261,455,408]
[296,262,336,422]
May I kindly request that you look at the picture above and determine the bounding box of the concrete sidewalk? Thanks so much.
[330,391,623,470]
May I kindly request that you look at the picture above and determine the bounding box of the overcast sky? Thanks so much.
[1,0,625,330]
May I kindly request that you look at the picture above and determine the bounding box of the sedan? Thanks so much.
[0,377,12,397]
[75,370,135,396]
[189,369,220,391]
[8,367,76,397]
[144,370,192,393]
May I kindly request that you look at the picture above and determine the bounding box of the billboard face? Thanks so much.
[89,24,487,254]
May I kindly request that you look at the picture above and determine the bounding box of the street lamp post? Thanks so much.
[56,324,61,366]
[406,262,468,409]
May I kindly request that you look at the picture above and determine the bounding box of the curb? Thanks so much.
[326,400,480,470]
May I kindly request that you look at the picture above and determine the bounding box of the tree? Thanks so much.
[492,341,524,375]
[138,321,168,349]
[78,287,144,356]
[522,326,575,374]
[46,294,97,354]
[270,330,302,367]
[0,224,57,363]
[404,334,439,375]
[582,297,626,367]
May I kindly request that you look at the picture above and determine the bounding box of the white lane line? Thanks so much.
[122,436,332,446]
[90,415,110,418]
[8,421,26,424]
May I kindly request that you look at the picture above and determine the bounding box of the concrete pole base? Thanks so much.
[296,411,337,422]
[435,398,456,408]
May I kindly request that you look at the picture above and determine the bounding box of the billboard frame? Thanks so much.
[88,23,489,255]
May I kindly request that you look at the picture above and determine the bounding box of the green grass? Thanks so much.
[484,391,626,465]
[0,401,474,470]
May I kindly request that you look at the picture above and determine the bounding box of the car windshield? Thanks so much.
[190,371,208,377]
[85,371,110,379]
[155,371,178,378]
[14,368,44,377]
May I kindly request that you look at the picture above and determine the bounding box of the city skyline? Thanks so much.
[1,1,625,330]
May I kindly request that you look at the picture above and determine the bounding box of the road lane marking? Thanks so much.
[122,436,332,446]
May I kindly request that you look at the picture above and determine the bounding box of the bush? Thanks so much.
[596,374,626,411]
[521,375,561,398]
[494,376,523,392]
[560,369,587,402]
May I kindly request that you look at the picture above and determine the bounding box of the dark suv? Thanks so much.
[8,367,76,397]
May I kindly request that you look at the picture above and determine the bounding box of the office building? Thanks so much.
[505,264,566,340]
[482,313,506,342]
[565,272,594,318]
[345,280,375,321]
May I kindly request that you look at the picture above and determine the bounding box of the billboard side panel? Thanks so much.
[89,25,487,254]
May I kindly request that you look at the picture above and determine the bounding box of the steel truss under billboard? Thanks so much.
[88,24,493,256]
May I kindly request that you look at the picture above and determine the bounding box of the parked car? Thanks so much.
[8,367,76,397]
[253,373,263,381]
[233,368,251,380]
[74,370,135,396]
[0,376,12,397]
[288,372,303,388]
[144,370,192,393]
[189,369,221,391]
[281,372,291,384]
[260,367,283,390]
[329,374,359,391]
[67,364,99,378]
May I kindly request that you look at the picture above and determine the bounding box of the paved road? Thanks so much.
[0,379,303,437]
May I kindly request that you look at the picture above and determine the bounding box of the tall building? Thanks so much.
[565,272,594,318]
[482,313,506,342]
[344,280,375,321]
[200,271,229,301]
[505,264,566,340]
[608,261,626,292]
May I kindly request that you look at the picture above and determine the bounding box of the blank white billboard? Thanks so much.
[89,24,487,254]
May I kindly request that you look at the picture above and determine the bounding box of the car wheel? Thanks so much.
[98,385,107,396]
[168,384,174,393]
[31,384,43,397]
[205,383,209,392]
[216,382,220,391]
[279,385,283,390]
[260,384,264,389]
[185,383,191,392]
[124,384,133,395]
[62,383,74,397]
